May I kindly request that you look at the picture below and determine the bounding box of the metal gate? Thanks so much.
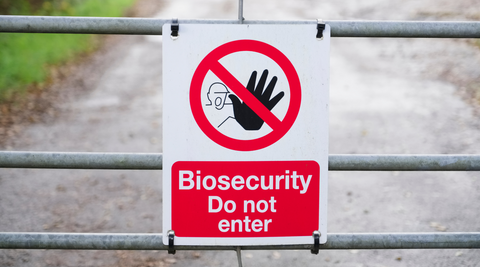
[1,0,480,262]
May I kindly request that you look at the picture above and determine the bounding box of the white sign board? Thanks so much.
[163,23,330,246]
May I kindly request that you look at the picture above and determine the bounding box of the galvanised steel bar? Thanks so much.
[238,0,244,23]
[0,16,164,35]
[324,233,480,249]
[1,16,480,38]
[329,154,480,171]
[326,20,480,38]
[1,232,479,250]
[0,151,162,170]
[1,152,480,171]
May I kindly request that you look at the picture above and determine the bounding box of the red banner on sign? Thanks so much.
[171,161,320,238]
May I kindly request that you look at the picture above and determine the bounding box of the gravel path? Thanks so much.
[1,0,480,266]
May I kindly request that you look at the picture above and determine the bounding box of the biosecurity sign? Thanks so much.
[163,24,330,246]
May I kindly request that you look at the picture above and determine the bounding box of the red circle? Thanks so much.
[190,39,301,151]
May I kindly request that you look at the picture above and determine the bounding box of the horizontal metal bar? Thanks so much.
[327,20,480,38]
[329,154,480,171]
[1,16,479,38]
[0,16,164,35]
[1,151,480,171]
[0,151,162,170]
[1,232,479,250]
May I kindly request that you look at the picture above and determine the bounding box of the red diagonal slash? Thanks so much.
[210,61,282,130]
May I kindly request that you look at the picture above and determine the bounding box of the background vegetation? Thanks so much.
[0,0,137,100]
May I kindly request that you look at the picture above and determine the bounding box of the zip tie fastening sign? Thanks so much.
[171,18,179,38]
[316,19,325,39]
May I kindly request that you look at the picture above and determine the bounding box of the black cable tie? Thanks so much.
[316,19,325,39]
[171,18,179,38]
[168,230,176,254]
[311,231,320,254]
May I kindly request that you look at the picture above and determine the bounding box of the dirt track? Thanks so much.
[1,0,480,266]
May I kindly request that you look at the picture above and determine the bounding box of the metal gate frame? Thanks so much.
[1,5,480,253]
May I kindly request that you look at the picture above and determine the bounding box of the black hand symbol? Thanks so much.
[228,70,284,130]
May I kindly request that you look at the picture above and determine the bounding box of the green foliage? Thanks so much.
[0,0,137,100]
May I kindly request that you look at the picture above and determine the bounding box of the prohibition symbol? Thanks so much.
[190,40,301,151]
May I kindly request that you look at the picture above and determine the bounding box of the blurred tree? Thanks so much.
[0,0,76,15]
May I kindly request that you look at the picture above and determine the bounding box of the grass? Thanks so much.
[0,0,138,100]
